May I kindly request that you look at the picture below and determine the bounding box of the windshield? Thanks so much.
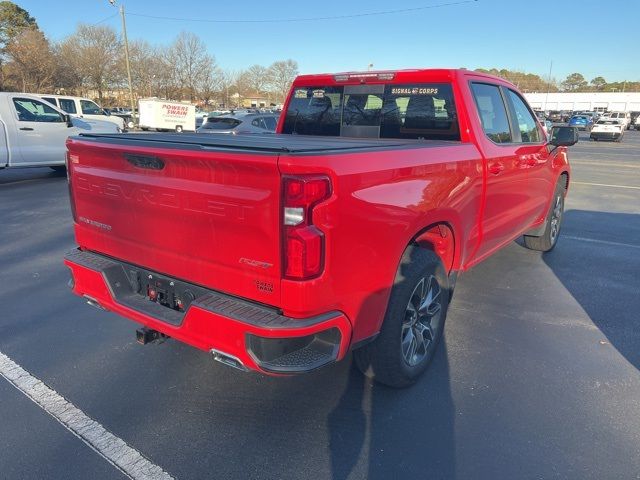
[201,117,242,130]
[282,83,460,140]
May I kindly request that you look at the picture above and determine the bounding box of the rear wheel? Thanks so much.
[523,179,565,252]
[353,247,449,388]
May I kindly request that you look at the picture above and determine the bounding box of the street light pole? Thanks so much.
[544,60,553,112]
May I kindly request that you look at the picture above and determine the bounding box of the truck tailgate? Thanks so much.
[67,137,282,307]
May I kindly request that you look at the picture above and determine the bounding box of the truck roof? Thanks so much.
[291,68,515,88]
[73,132,454,155]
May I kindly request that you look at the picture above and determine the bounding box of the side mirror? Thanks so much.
[63,114,73,128]
[549,126,579,146]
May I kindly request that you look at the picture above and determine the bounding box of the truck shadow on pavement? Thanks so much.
[328,246,456,480]
[328,346,455,480]
[541,209,640,371]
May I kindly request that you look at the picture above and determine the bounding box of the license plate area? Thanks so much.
[122,267,209,314]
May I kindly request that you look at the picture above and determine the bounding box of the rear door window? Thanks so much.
[470,83,512,143]
[251,117,268,129]
[59,98,77,114]
[505,89,541,143]
[263,116,277,131]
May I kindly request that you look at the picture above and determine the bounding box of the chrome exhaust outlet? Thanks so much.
[210,349,248,372]
[84,295,107,311]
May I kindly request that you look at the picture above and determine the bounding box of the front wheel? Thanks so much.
[523,179,565,252]
[353,247,449,388]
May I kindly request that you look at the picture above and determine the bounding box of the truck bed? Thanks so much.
[74,132,455,154]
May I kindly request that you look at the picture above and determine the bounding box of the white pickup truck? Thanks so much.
[0,93,119,170]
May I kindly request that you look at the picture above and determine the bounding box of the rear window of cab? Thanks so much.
[282,83,460,141]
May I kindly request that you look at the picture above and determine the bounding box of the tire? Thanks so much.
[353,247,449,388]
[523,179,566,252]
[50,166,66,173]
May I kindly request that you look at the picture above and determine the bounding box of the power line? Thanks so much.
[126,0,478,24]
[91,13,118,26]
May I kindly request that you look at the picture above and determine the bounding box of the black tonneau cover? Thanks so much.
[74,132,455,155]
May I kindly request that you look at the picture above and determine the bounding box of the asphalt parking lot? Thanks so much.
[1,131,639,480]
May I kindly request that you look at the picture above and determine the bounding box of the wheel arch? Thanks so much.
[410,222,457,274]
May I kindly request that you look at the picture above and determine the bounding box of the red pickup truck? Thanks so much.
[64,69,578,387]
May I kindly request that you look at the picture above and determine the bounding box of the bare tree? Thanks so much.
[4,27,55,91]
[266,59,298,103]
[217,70,240,108]
[244,64,268,94]
[168,31,216,102]
[197,63,221,107]
[128,40,165,98]
[59,24,121,102]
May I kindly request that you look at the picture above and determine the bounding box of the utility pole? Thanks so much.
[544,60,553,112]
[120,5,136,124]
[111,1,136,125]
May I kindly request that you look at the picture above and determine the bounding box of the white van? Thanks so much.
[0,93,118,170]
[602,111,631,130]
[40,94,126,131]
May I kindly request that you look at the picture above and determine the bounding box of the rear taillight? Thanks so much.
[282,175,331,280]
[66,152,78,222]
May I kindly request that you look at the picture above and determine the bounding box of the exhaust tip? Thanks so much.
[84,295,107,311]
[210,349,248,372]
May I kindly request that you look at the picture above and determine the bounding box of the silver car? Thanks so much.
[196,112,279,134]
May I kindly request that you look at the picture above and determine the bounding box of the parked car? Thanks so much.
[64,68,576,387]
[0,93,119,170]
[568,115,593,131]
[547,110,563,123]
[601,111,631,130]
[197,112,279,134]
[540,119,553,135]
[40,94,126,131]
[104,108,135,129]
[590,119,625,141]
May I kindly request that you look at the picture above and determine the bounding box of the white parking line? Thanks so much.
[571,181,640,190]
[563,236,640,250]
[0,351,174,480]
[571,161,640,169]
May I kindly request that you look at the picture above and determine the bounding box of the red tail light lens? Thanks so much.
[282,176,331,280]
[66,151,78,223]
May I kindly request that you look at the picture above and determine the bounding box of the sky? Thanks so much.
[16,0,640,82]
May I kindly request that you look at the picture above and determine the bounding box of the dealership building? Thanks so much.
[524,92,640,113]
